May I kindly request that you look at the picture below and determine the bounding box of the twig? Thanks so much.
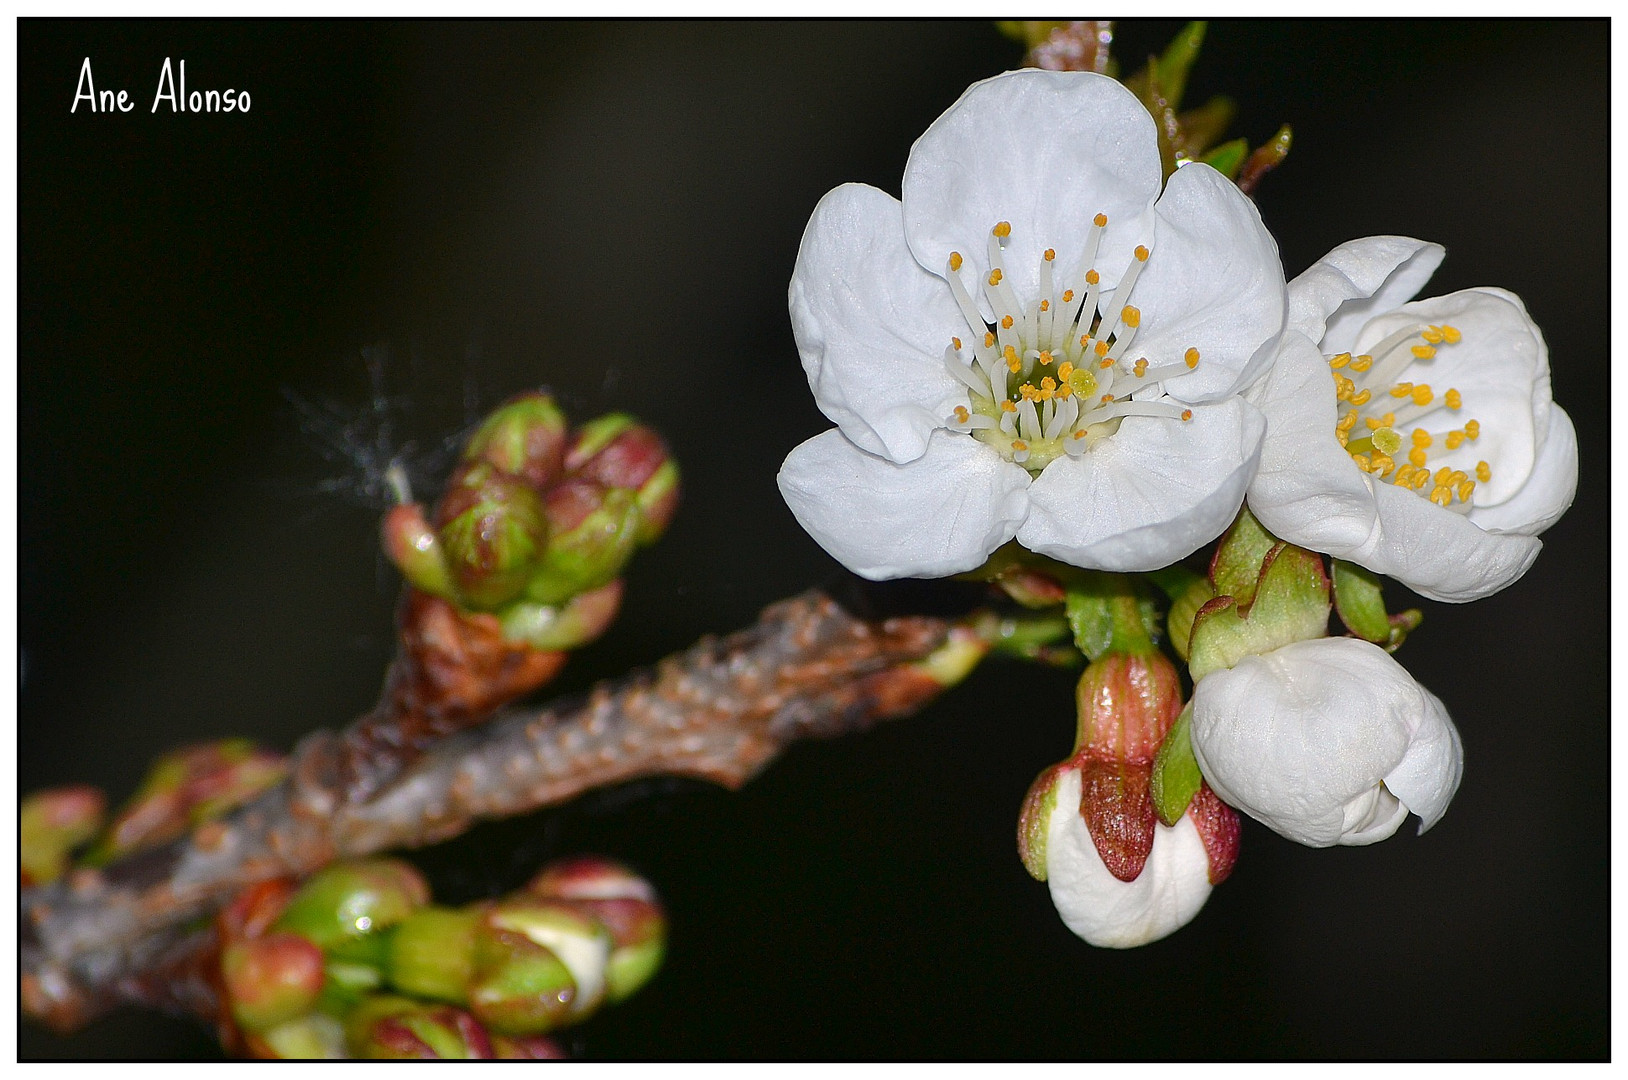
[21,589,959,1033]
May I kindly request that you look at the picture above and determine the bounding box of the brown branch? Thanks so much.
[21,589,960,1033]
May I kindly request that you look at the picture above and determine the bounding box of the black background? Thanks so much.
[19,20,1609,1060]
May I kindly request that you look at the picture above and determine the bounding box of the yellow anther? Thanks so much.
[993,221,1012,238]
[1100,394,1114,404]
[1408,447,1428,468]
[1056,382,1074,399]
[1185,347,1200,369]
[1085,270,1100,285]
[953,405,970,423]
[1337,428,1349,448]
[1351,453,1372,472]
[1430,485,1453,507]
[1095,340,1110,358]
[1448,470,1468,487]
[951,337,963,351]
[1134,245,1150,262]
[1364,415,1385,431]
[1000,399,1017,413]
[1335,374,1356,399]
[1057,361,1075,381]
[1037,351,1054,366]
[984,331,996,348]
[1181,409,1193,421]
[1019,383,1036,400]
[1062,289,1075,303]
[1133,358,1148,377]
[1371,453,1395,477]
[1435,467,1454,486]
[1337,410,1360,433]
[1039,299,1050,312]
[1001,315,1014,329]
[1040,376,1057,392]
[1411,384,1434,407]
[1073,429,1088,440]
[1372,427,1403,455]
[1012,439,1028,452]
[1329,353,1351,369]
[1445,388,1462,410]
[1044,248,1056,261]
[1464,419,1480,440]
[1476,460,1491,482]
[1411,471,1430,491]
[948,252,963,272]
[1411,428,1432,447]
[1389,382,1415,398]
[1412,344,1436,360]
[988,269,1003,287]
[1457,480,1476,503]
[1080,334,1092,348]
[1350,389,1372,406]
[1445,431,1466,450]
[1421,328,1444,344]
[1440,324,1461,343]
[1006,353,1022,374]
[1395,464,1417,485]
[1093,213,1108,227]
[1350,355,1373,372]
[1121,305,1141,328]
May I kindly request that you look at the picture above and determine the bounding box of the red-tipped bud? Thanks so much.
[526,480,640,606]
[20,785,105,886]
[526,855,656,902]
[467,925,579,1037]
[273,858,430,953]
[361,1005,495,1060]
[463,391,569,490]
[434,464,550,611]
[217,878,300,944]
[526,856,666,1003]
[498,579,624,651]
[221,932,326,1032]
[565,414,680,545]
[1186,783,1241,885]
[381,502,458,601]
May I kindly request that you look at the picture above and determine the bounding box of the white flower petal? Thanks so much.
[776,428,1029,580]
[1045,767,1213,949]
[790,182,966,464]
[1126,162,1286,403]
[1471,404,1577,536]
[1288,235,1445,353]
[1381,688,1463,835]
[901,69,1160,302]
[1018,396,1265,571]
[1190,637,1463,848]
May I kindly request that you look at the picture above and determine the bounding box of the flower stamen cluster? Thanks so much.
[1326,322,1489,510]
[942,220,1197,472]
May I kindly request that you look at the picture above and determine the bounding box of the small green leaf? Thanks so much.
[1167,576,1215,662]
[1199,137,1249,179]
[1209,507,1277,605]
[1332,559,1390,642]
[1150,704,1202,826]
[1153,21,1206,113]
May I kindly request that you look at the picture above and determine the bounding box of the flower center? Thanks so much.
[939,218,1197,474]
[1327,323,1489,511]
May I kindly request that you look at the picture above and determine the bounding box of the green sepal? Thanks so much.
[1199,137,1249,179]
[1016,763,1065,881]
[1152,20,1206,113]
[386,906,480,1004]
[1385,608,1424,653]
[1177,95,1238,159]
[1332,559,1391,642]
[606,937,666,1004]
[1167,576,1216,663]
[568,413,638,466]
[1064,572,1158,660]
[1150,703,1203,827]
[257,1013,348,1060]
[1189,543,1331,681]
[1209,507,1278,605]
[526,488,640,606]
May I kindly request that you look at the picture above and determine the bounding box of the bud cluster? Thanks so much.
[215,854,666,1059]
[382,393,679,652]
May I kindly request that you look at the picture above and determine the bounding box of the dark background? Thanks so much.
[19,20,1609,1060]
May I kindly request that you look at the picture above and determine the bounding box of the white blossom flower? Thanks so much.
[776,69,1284,580]
[1189,636,1463,848]
[1043,765,1214,948]
[1246,236,1578,602]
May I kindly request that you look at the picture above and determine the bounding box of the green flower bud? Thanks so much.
[565,415,680,545]
[525,481,640,606]
[221,932,326,1033]
[498,579,623,651]
[247,1013,347,1060]
[525,857,667,1004]
[435,464,550,611]
[484,899,612,1021]
[466,926,578,1037]
[272,858,429,953]
[380,502,458,601]
[462,391,569,490]
[355,1003,495,1060]
[387,905,480,1004]
[20,785,105,886]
